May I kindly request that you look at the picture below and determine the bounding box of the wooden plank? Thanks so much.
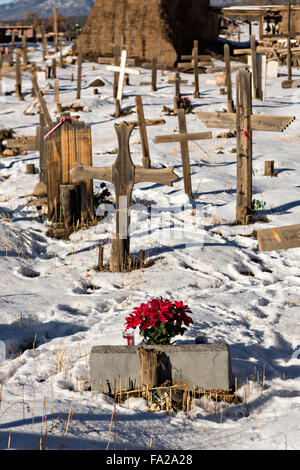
[196,111,295,132]
[127,118,166,127]
[257,224,300,252]
[6,136,37,150]
[154,131,212,144]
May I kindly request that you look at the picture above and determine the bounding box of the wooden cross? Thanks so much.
[106,50,140,116]
[181,40,200,98]
[70,121,178,272]
[196,69,295,225]
[42,31,47,62]
[140,57,166,91]
[22,35,28,66]
[154,109,212,198]
[257,224,300,252]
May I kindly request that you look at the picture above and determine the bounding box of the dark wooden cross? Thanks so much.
[196,69,295,225]
[155,109,212,198]
[70,121,178,272]
[140,57,166,91]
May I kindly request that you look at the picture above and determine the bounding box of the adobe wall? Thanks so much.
[77,0,219,67]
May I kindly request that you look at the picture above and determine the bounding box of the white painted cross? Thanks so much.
[106,50,140,102]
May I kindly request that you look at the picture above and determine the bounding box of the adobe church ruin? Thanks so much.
[77,0,220,67]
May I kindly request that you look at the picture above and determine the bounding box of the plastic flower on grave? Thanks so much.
[124,297,193,345]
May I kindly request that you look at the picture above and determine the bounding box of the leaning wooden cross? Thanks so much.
[155,109,212,198]
[196,69,295,224]
[106,50,140,117]
[257,224,300,252]
[70,121,178,272]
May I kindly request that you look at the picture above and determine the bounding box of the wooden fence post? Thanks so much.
[236,69,253,225]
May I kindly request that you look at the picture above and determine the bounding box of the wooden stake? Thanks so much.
[151,56,158,92]
[236,69,253,225]
[250,35,258,100]
[113,44,121,100]
[76,46,82,100]
[193,41,199,98]
[135,95,151,169]
[52,58,57,79]
[264,160,276,176]
[53,6,58,53]
[42,31,47,62]
[224,44,234,113]
[15,53,24,101]
[98,245,104,270]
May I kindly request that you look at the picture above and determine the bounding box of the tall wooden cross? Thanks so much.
[196,69,295,224]
[140,57,166,92]
[154,109,212,198]
[224,44,234,113]
[106,50,140,116]
[76,46,82,100]
[9,31,15,67]
[70,121,178,272]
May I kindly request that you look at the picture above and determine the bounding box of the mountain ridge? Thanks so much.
[0,0,95,20]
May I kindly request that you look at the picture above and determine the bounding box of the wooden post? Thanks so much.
[52,58,57,79]
[151,56,158,92]
[193,41,199,98]
[38,113,47,184]
[154,110,212,197]
[259,16,264,40]
[26,164,35,175]
[54,78,59,103]
[53,6,58,53]
[22,35,28,65]
[15,53,24,101]
[135,96,151,169]
[224,44,234,113]
[98,245,104,270]
[264,160,276,176]
[250,35,258,100]
[9,32,15,66]
[31,73,52,124]
[113,44,121,99]
[287,1,292,82]
[174,71,181,114]
[60,184,77,228]
[70,122,178,272]
[42,31,47,62]
[236,69,253,225]
[76,46,82,100]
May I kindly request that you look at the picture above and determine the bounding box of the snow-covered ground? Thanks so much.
[0,37,299,450]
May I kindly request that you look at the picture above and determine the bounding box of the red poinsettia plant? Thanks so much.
[124,298,193,345]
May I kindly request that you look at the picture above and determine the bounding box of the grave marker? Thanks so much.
[248,51,266,101]
[267,61,278,78]
[31,73,52,125]
[155,109,212,198]
[15,53,24,101]
[53,6,59,53]
[196,69,295,224]
[71,121,178,272]
[224,44,234,113]
[24,82,52,116]
[106,50,140,116]
[135,96,151,169]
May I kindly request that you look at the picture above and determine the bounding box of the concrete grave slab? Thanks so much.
[90,343,233,394]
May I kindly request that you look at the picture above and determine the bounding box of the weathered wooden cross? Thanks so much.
[140,57,166,91]
[53,6,59,53]
[154,109,212,198]
[196,69,295,224]
[31,73,52,125]
[224,44,234,113]
[106,50,140,117]
[9,32,15,67]
[70,121,178,272]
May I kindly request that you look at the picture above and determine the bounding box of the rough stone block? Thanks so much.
[90,343,233,394]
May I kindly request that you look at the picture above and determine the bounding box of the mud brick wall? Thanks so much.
[77,0,219,67]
